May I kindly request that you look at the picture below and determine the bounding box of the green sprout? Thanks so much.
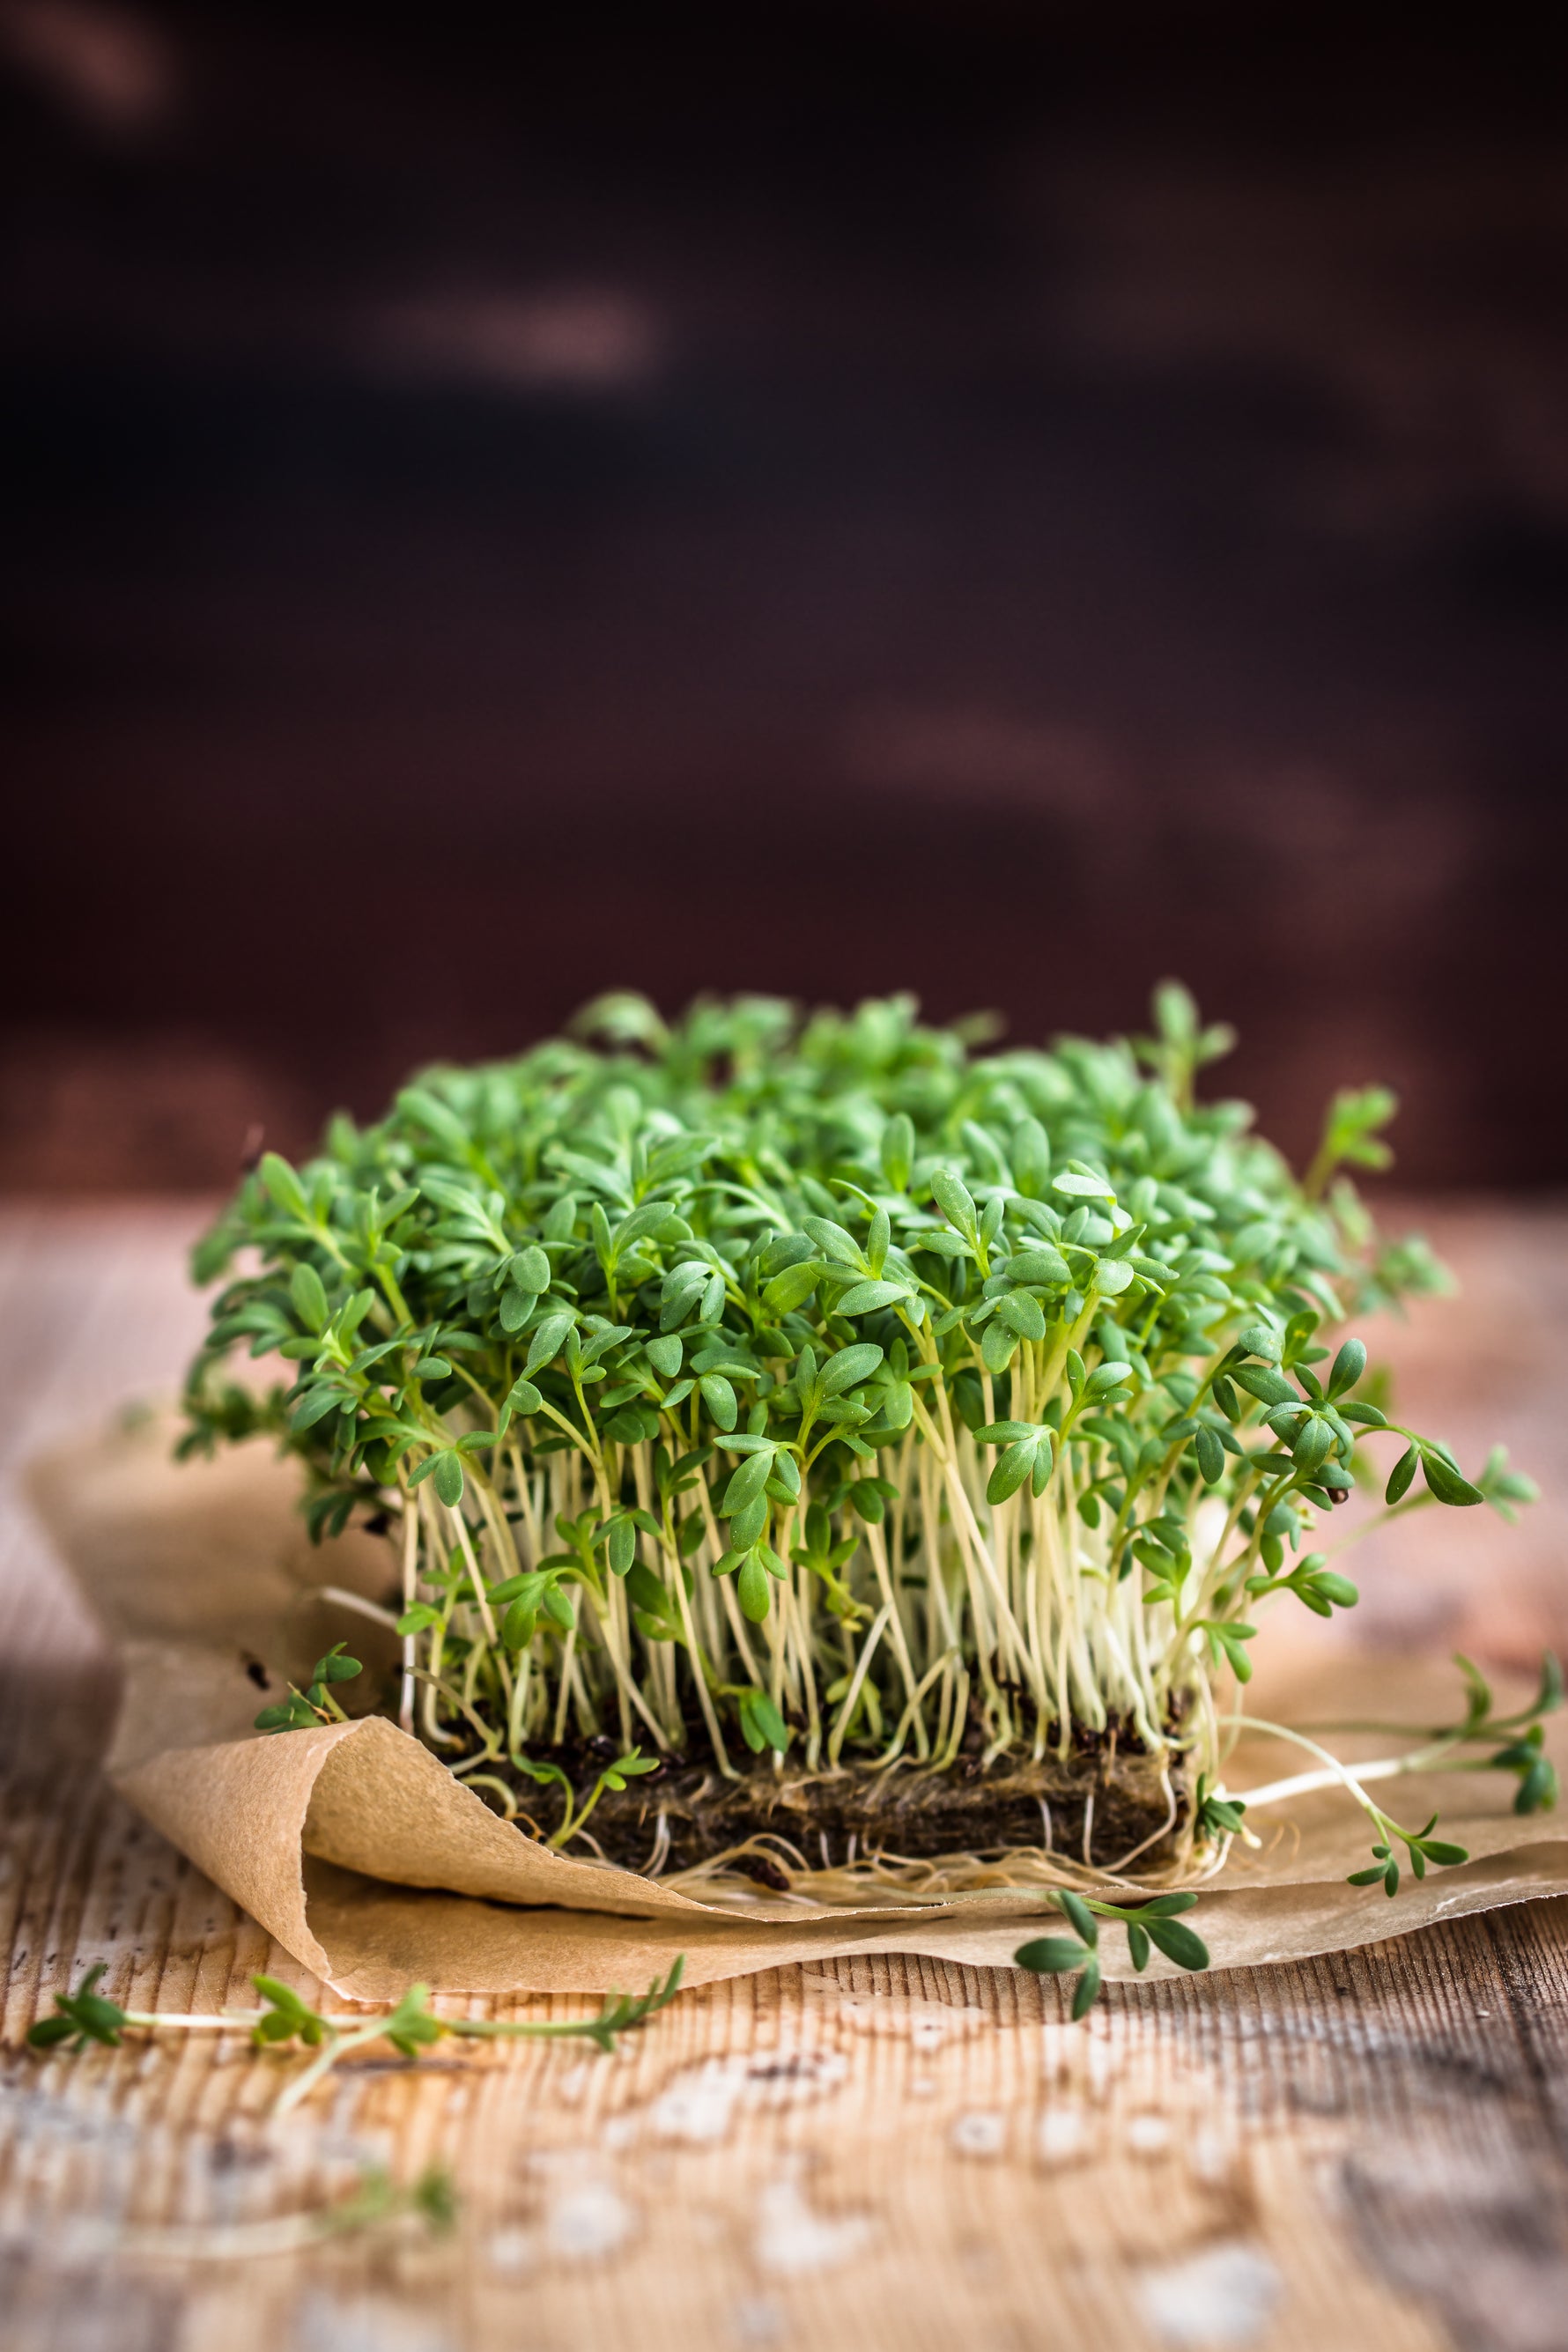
[180,986,1545,1899]
[1345,1815,1469,1899]
[27,1959,685,2115]
[1016,1887,1212,2016]
[1225,1651,1562,1901]
[513,1742,662,1849]
[317,2164,459,2241]
[254,1641,364,1732]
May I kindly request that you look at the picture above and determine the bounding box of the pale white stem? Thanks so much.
[576,1585,669,1749]
[444,1508,499,1646]
[669,1532,737,1780]
[398,1489,418,1733]
[416,1486,461,1749]
[862,1515,922,1724]
[551,1621,579,1745]
[826,1604,891,1767]
[316,1586,400,1632]
[875,1647,962,1770]
[1226,1717,1456,1816]
[1239,1755,1429,1809]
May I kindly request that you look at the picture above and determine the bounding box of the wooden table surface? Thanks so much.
[4,1201,1568,2352]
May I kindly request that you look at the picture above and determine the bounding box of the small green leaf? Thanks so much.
[1515,1757,1558,1815]
[1203,1621,1257,1683]
[289,1261,329,1334]
[764,1261,822,1315]
[1416,1837,1469,1867]
[312,1642,362,1684]
[511,1244,550,1292]
[1386,1444,1418,1505]
[1143,1917,1209,1971]
[1008,1246,1070,1286]
[525,1313,575,1378]
[1421,1448,1483,1507]
[996,1290,1047,1342]
[700,1374,738,1431]
[1055,1890,1098,1948]
[835,1279,911,1317]
[738,1689,790,1754]
[721,1449,776,1516]
[881,1113,915,1192]
[819,1344,884,1397]
[930,1168,979,1237]
[986,1441,1034,1506]
[26,2013,85,2048]
[503,1378,543,1424]
[1070,1958,1103,2018]
[1014,1938,1086,1975]
[736,1553,771,1621]
[260,1151,311,1223]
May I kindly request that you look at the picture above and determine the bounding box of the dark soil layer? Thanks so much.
[508,1733,1187,1881]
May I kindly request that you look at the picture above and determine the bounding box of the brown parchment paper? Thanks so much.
[26,1415,1568,1997]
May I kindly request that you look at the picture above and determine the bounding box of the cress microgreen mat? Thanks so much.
[181,984,1549,1949]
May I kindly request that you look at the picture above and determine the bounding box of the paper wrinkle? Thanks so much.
[27,1418,1568,1995]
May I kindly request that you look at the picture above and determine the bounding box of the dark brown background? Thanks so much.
[3,2,1565,1191]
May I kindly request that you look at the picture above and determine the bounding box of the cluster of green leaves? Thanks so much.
[510,1741,662,1848]
[182,986,1529,1824]
[25,1963,132,2052]
[1015,1887,1211,2015]
[253,1641,363,1732]
[1346,1814,1469,1898]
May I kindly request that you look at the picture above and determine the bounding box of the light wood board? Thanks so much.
[4,1201,1568,2352]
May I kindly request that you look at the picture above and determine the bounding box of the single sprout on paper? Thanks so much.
[177,984,1550,1998]
[26,1958,685,2114]
[1017,1886,1210,2018]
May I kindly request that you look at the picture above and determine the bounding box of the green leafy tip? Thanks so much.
[1015,1890,1209,2015]
[26,1964,129,2051]
[254,1642,363,1734]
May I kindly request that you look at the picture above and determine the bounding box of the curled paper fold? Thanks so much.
[28,1416,1568,1995]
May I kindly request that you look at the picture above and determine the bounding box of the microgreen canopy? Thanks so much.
[183,985,1534,1856]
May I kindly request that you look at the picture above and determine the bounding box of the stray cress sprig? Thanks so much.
[27,1959,684,2114]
